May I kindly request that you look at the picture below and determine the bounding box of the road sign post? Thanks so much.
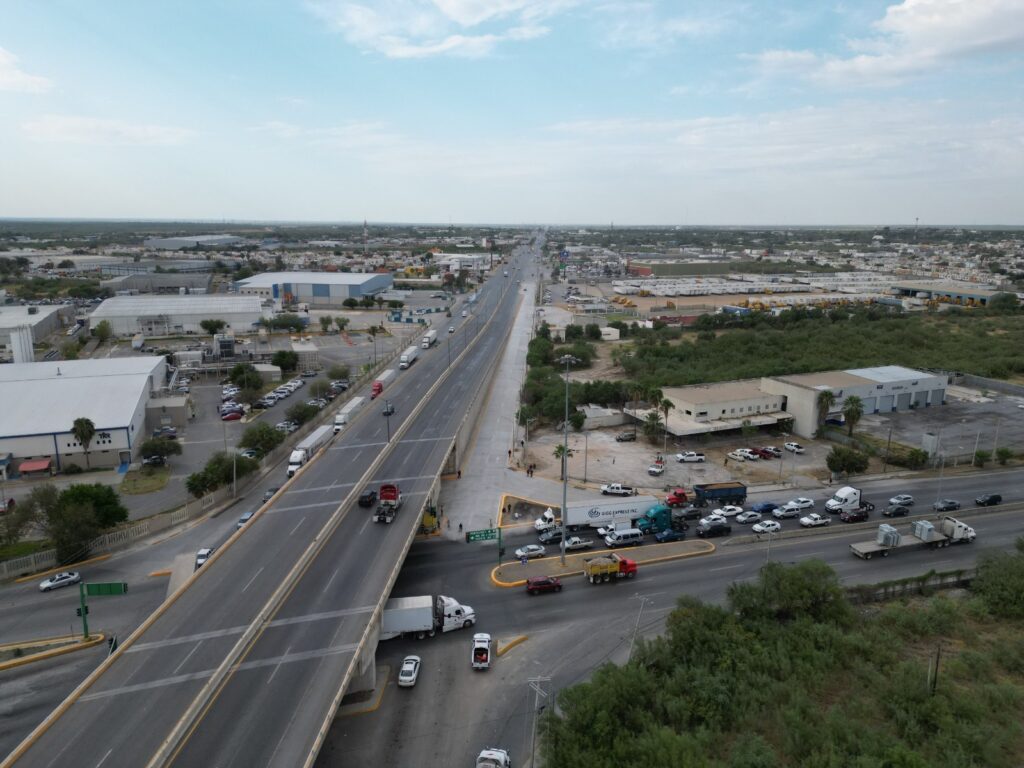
[76,582,129,641]
[465,528,498,543]
[77,583,90,640]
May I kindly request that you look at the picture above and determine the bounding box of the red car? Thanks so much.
[525,576,562,595]
[751,447,775,459]
[221,411,243,421]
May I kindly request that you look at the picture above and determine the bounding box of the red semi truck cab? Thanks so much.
[666,488,688,507]
[371,381,383,399]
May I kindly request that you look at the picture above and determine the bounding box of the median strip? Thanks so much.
[0,634,107,672]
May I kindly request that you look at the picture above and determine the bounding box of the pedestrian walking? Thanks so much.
[458,523,463,533]
[508,449,512,459]
[446,518,451,529]
[457,469,461,479]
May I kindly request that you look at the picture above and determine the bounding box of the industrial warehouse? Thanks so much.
[234,271,392,307]
[0,357,169,474]
[88,295,268,336]
[650,365,946,439]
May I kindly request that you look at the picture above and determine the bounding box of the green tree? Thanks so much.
[57,259,75,269]
[271,314,305,331]
[553,443,574,480]
[238,422,285,457]
[185,471,212,499]
[740,418,756,438]
[319,316,333,333]
[46,501,101,564]
[996,447,1014,466]
[584,323,602,341]
[826,445,869,476]
[271,350,299,372]
[60,341,80,360]
[327,363,350,380]
[973,539,1024,618]
[535,322,551,340]
[1,493,35,545]
[286,402,318,426]
[58,484,128,528]
[235,387,262,406]
[342,298,359,308]
[974,449,992,467]
[200,319,227,335]
[137,437,182,461]
[569,410,586,431]
[564,324,584,341]
[642,410,663,441]
[309,379,331,399]
[660,398,675,451]
[841,395,864,436]
[92,319,113,343]
[71,417,96,468]
[334,316,350,333]
[229,362,262,390]
[815,389,836,436]
[986,292,1020,313]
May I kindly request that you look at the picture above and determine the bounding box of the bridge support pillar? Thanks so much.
[347,623,380,696]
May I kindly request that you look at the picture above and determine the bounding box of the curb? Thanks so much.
[0,633,107,672]
[496,636,528,657]
[149,569,172,577]
[14,554,111,584]
[489,540,716,588]
[338,665,390,717]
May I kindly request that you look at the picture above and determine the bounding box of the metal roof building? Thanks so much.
[235,271,392,306]
[143,235,244,250]
[0,357,167,473]
[89,295,268,336]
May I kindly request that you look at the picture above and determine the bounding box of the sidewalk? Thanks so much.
[438,283,601,539]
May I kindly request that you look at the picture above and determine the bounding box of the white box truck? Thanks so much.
[333,396,365,433]
[286,425,332,478]
[421,329,438,348]
[380,594,476,640]
[399,345,419,369]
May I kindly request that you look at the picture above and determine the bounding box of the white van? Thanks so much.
[461,310,468,318]
[603,528,643,548]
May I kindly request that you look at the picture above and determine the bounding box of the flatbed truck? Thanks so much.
[850,516,976,560]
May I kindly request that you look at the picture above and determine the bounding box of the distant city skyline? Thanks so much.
[1,0,1022,225]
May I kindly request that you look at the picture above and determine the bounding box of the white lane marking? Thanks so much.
[270,501,339,512]
[358,516,371,535]
[172,642,202,675]
[710,563,743,572]
[94,749,114,768]
[289,517,307,536]
[241,567,265,594]
[267,644,291,685]
[324,567,340,593]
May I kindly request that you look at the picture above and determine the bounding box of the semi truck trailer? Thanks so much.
[850,517,976,560]
[380,594,476,640]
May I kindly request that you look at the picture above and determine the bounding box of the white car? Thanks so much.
[783,497,814,512]
[398,655,421,687]
[736,510,762,524]
[647,463,665,476]
[448,326,455,334]
[675,452,706,463]
[752,520,782,535]
[726,450,747,462]
[713,505,744,518]
[514,544,546,560]
[799,513,831,528]
[699,514,727,527]
[784,442,805,454]
[737,448,759,461]
[39,571,81,592]
[889,494,915,506]
[194,548,214,570]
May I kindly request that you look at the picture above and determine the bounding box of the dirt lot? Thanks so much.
[525,425,831,493]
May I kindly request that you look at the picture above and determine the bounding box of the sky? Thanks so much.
[1,0,1022,225]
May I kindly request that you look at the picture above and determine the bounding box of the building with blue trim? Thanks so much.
[235,272,392,307]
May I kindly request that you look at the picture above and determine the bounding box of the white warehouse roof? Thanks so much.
[0,305,65,330]
[236,272,387,288]
[0,358,164,438]
[845,365,935,383]
[91,295,265,318]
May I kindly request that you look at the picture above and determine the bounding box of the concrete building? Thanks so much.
[436,254,490,273]
[89,295,268,336]
[144,235,244,250]
[656,380,787,437]
[100,272,212,294]
[888,281,1001,307]
[0,305,73,358]
[761,365,946,438]
[235,272,392,307]
[0,357,168,472]
[291,341,319,370]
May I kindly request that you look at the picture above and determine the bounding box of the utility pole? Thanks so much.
[629,594,650,661]
[527,676,551,768]
[558,354,578,566]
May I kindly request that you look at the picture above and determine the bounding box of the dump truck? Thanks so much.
[374,483,402,523]
[380,594,476,640]
[582,553,638,585]
[850,517,976,560]
[692,482,747,507]
[286,425,332,478]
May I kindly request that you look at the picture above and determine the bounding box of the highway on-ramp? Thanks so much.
[4,246,533,768]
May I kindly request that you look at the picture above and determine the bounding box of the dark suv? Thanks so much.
[884,504,910,517]
[615,432,636,442]
[975,493,1002,507]
[358,489,378,507]
[526,576,562,595]
[696,521,732,538]
[840,508,870,523]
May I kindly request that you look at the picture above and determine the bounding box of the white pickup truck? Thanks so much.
[563,536,594,551]
[800,513,832,528]
[600,483,638,496]
[675,451,706,463]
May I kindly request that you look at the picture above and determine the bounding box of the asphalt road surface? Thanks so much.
[4,246,532,768]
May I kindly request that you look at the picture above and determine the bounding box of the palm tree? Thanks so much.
[815,389,837,435]
[71,417,96,468]
[553,443,574,480]
[660,398,675,453]
[642,411,663,442]
[842,395,865,437]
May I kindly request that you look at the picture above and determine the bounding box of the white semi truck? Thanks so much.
[380,594,476,640]
[399,345,419,369]
[534,496,660,532]
[333,396,365,433]
[421,329,438,348]
[850,517,976,560]
[286,425,332,478]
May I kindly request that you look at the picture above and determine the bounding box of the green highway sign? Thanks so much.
[86,582,129,596]
[466,528,499,543]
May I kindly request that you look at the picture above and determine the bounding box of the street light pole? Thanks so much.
[385,400,392,442]
[558,354,578,566]
[629,594,650,661]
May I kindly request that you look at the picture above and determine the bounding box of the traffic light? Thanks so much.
[76,606,90,617]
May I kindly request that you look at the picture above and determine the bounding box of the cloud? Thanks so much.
[305,0,561,57]
[0,47,52,93]
[594,2,727,50]
[22,115,196,145]
[753,0,1024,86]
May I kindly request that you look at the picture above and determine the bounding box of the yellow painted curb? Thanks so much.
[149,569,172,577]
[0,634,106,672]
[14,554,111,583]
[340,665,390,716]
[489,541,717,588]
[496,636,528,657]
